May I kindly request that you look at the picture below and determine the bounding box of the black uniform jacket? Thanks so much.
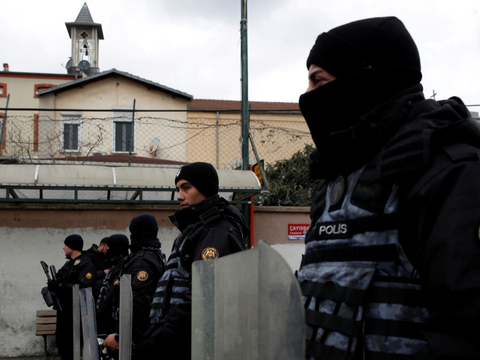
[309,86,480,359]
[123,240,166,343]
[134,195,248,360]
[83,244,107,301]
[96,254,128,335]
[55,253,96,311]
[171,195,249,264]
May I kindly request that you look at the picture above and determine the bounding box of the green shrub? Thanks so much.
[262,144,322,206]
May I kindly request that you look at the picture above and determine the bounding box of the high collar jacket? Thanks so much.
[304,90,480,359]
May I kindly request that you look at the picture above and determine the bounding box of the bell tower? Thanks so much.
[65,3,104,76]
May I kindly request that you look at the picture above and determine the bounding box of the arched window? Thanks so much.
[34,84,56,98]
[0,83,6,98]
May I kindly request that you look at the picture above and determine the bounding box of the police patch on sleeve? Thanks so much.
[85,272,93,280]
[137,271,148,281]
[201,247,219,260]
[114,279,119,286]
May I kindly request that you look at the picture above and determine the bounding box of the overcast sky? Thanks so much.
[1,0,480,111]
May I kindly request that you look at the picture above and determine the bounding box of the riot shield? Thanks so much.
[192,240,305,360]
[119,274,133,360]
[72,285,81,360]
[80,287,100,360]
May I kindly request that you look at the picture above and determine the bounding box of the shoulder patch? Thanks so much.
[201,247,219,260]
[137,271,148,281]
[114,279,119,286]
[85,272,93,280]
[74,259,81,266]
[329,175,345,207]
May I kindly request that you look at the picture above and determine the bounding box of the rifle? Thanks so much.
[40,261,62,311]
[50,265,58,281]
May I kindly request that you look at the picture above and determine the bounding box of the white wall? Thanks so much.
[270,243,304,272]
[0,226,305,357]
[0,226,176,357]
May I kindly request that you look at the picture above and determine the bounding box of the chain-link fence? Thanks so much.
[0,110,315,199]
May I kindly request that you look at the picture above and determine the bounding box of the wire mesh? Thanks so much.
[0,111,311,166]
[0,109,316,205]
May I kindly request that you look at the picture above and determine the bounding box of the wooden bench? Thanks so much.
[36,310,57,360]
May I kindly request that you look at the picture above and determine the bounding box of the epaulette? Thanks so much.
[442,142,480,163]
[199,206,223,226]
[379,127,430,179]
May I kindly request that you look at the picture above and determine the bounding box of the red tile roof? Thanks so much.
[191,99,300,112]
[54,154,188,166]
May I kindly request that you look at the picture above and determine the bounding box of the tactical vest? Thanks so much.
[149,224,199,324]
[96,277,110,312]
[297,164,429,360]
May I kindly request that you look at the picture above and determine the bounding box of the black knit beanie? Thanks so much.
[106,234,129,258]
[306,17,421,83]
[174,162,219,198]
[64,234,83,251]
[129,214,159,244]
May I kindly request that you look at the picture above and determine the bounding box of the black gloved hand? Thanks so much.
[47,279,60,292]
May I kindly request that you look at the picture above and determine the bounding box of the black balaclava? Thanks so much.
[174,162,219,198]
[299,17,422,178]
[129,214,160,252]
[64,234,83,251]
[106,234,129,265]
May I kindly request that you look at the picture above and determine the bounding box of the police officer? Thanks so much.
[96,234,130,338]
[47,234,96,360]
[133,162,248,360]
[84,237,108,270]
[102,215,166,353]
[296,17,480,359]
[84,237,108,301]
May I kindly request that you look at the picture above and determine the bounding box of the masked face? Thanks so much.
[105,235,129,263]
[299,64,422,179]
[299,75,358,152]
[306,64,336,93]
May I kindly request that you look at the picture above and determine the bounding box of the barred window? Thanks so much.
[113,108,135,153]
[62,113,82,152]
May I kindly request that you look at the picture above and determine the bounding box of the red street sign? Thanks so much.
[288,224,310,240]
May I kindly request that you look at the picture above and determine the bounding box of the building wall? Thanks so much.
[253,206,308,271]
[0,72,75,156]
[37,76,190,161]
[187,110,312,170]
[0,204,308,357]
